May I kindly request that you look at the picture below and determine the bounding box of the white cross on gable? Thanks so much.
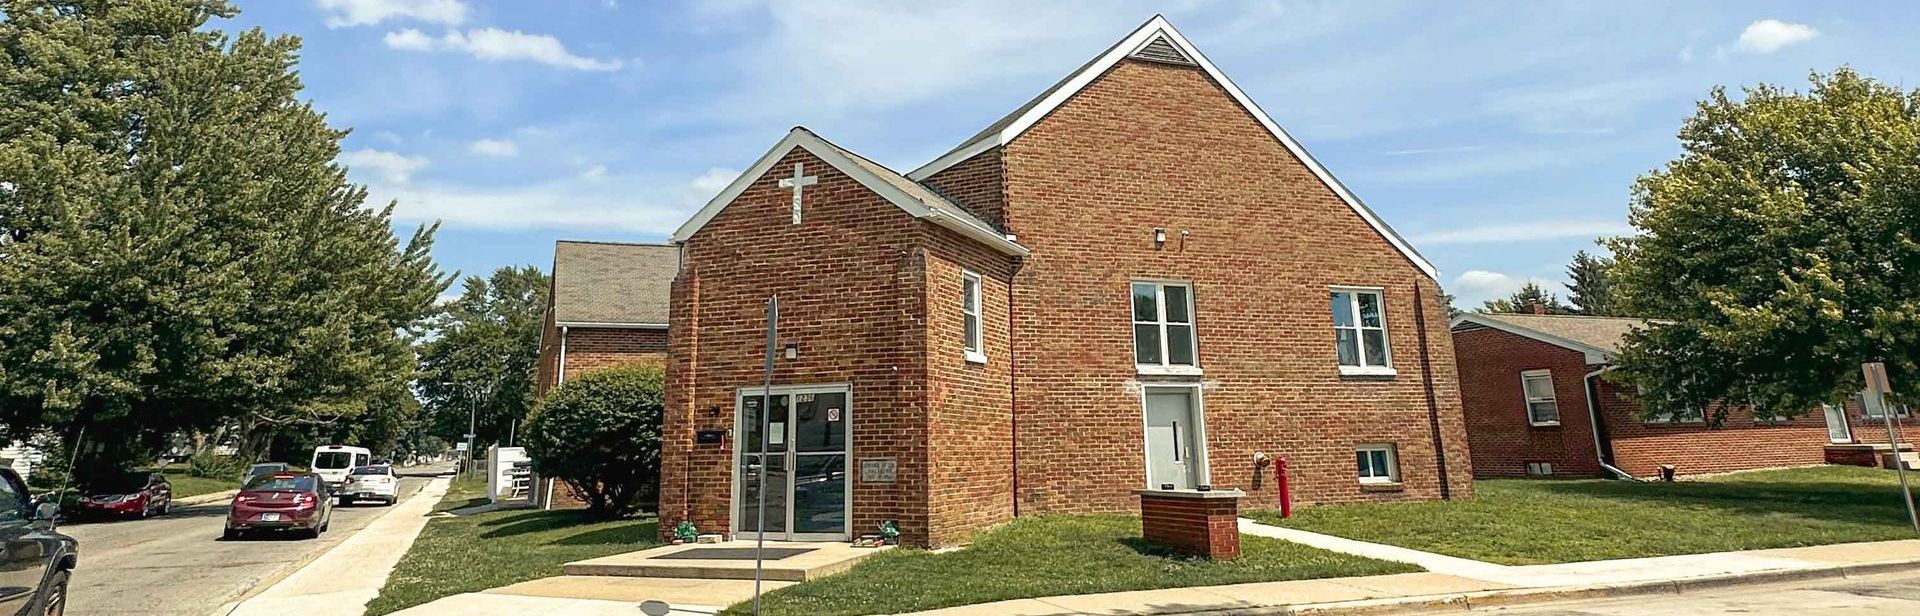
[777,162,818,225]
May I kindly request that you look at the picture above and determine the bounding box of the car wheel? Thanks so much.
[339,497,354,507]
[32,569,68,616]
[223,527,242,541]
[302,526,322,539]
[160,501,171,515]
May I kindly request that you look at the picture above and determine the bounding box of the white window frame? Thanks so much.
[1520,369,1560,426]
[1131,280,1200,376]
[962,271,986,364]
[1525,461,1554,476]
[1644,407,1707,424]
[1331,286,1395,376]
[1356,444,1399,484]
[1860,392,1911,419]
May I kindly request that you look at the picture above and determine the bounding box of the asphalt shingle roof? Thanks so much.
[1468,313,1655,354]
[550,241,677,325]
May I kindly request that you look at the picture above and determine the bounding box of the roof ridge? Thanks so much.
[556,239,677,248]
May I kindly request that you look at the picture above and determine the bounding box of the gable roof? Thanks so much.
[551,240,678,327]
[904,15,1438,280]
[1451,313,1657,364]
[670,127,1029,256]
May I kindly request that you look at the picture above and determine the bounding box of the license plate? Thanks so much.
[358,492,374,498]
[259,513,281,522]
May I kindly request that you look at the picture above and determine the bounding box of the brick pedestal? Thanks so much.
[1136,488,1245,560]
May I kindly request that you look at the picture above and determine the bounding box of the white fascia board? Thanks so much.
[907,135,997,181]
[1450,314,1613,364]
[672,129,1027,256]
[553,321,669,329]
[906,15,1440,279]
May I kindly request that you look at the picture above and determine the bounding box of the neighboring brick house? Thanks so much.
[659,16,1472,548]
[535,240,678,395]
[1452,312,1919,479]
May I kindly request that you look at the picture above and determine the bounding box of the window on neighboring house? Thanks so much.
[962,271,985,364]
[1331,288,1392,375]
[1858,391,1912,419]
[1132,281,1197,372]
[1525,461,1554,476]
[1521,369,1560,426]
[1645,407,1706,424]
[1355,444,1399,484]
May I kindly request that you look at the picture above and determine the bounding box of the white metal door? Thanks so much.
[1143,388,1203,489]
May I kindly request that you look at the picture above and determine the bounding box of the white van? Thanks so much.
[311,445,371,489]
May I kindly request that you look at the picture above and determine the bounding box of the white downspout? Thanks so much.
[557,326,570,386]
[1585,366,1636,480]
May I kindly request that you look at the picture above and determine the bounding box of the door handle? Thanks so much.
[1171,421,1181,462]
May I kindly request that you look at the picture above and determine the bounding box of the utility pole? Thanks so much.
[1863,362,1919,534]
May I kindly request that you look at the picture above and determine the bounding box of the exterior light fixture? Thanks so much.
[1153,227,1167,248]
[784,343,798,360]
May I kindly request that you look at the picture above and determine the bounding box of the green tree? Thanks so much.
[415,266,550,453]
[0,0,446,473]
[524,364,664,519]
[1608,68,1920,423]
[1565,250,1619,316]
[1479,282,1574,315]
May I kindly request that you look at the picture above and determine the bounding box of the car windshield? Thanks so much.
[244,475,317,492]
[247,464,285,475]
[89,472,149,493]
[349,466,390,476]
[313,451,353,469]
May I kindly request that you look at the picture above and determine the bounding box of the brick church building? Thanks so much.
[656,16,1473,547]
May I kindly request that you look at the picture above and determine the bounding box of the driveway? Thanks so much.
[60,467,445,616]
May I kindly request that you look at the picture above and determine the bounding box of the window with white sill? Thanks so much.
[962,271,985,363]
[1331,289,1391,374]
[1521,369,1560,425]
[1356,444,1399,484]
[1132,281,1197,372]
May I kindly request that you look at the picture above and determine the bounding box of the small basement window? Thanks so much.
[1356,444,1399,484]
[1525,461,1554,476]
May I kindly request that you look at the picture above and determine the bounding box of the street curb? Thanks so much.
[1269,558,1920,615]
[207,477,440,616]
[177,490,239,507]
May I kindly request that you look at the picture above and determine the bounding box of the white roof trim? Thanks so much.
[1451,314,1613,364]
[905,16,1438,279]
[554,321,669,330]
[671,129,1029,256]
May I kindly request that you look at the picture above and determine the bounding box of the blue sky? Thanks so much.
[226,1,1920,306]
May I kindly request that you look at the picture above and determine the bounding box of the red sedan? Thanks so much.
[76,471,172,519]
[225,472,333,540]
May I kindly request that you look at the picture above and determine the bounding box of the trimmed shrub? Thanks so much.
[187,451,245,479]
[524,364,663,519]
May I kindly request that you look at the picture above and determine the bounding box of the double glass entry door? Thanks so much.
[735,387,850,541]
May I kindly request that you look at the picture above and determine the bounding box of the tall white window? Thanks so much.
[962,271,985,364]
[1520,370,1560,426]
[1356,444,1399,484]
[1132,281,1197,372]
[1331,288,1391,375]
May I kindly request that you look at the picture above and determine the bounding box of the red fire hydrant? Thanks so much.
[1276,456,1292,518]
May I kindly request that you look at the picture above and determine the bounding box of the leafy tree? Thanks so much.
[415,266,550,452]
[524,364,664,519]
[1479,282,1575,315]
[1608,68,1920,423]
[0,0,447,473]
[1564,250,1619,316]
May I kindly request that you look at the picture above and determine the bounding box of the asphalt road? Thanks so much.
[1490,569,1920,615]
[59,468,444,616]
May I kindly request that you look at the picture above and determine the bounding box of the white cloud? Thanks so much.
[337,149,429,184]
[690,168,739,197]
[1450,270,1558,305]
[1409,220,1633,245]
[367,168,730,232]
[467,138,519,157]
[316,0,466,28]
[1732,19,1818,54]
[383,28,622,71]
[579,165,609,181]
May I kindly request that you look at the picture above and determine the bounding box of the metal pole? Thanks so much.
[467,387,478,478]
[1873,390,1919,533]
[754,295,778,616]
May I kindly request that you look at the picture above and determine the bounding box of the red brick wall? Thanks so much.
[922,226,1018,546]
[662,147,938,546]
[536,324,667,394]
[1139,493,1241,560]
[1452,327,1603,478]
[921,147,1007,230]
[998,58,1473,513]
[1598,379,1920,477]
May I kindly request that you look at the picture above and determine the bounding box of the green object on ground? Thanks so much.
[722,514,1416,616]
[676,520,698,543]
[1246,466,1920,566]
[364,475,663,615]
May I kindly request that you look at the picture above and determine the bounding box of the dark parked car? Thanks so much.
[226,472,332,540]
[75,472,172,519]
[2,470,77,615]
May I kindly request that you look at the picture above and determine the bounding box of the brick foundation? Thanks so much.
[1137,489,1243,560]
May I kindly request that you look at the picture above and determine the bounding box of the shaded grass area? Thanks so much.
[160,470,236,499]
[724,514,1418,616]
[364,476,662,615]
[1247,466,1920,566]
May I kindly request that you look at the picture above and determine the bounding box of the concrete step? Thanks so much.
[562,541,887,582]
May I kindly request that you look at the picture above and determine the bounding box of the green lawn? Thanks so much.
[1246,466,1920,566]
[364,476,663,615]
[723,514,1419,616]
[161,470,237,499]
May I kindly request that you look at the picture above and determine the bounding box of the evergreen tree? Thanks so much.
[0,0,447,471]
[1565,250,1618,316]
[1479,282,1575,315]
[1609,68,1920,423]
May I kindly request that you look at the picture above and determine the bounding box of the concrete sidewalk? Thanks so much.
[222,476,451,616]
